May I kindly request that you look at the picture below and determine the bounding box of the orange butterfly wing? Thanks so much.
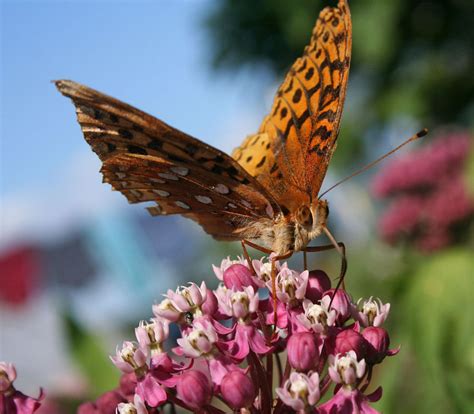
[55,80,280,240]
[232,0,352,213]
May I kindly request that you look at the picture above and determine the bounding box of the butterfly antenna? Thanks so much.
[318,128,428,198]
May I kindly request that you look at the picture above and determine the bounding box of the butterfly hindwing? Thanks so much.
[232,0,351,212]
[55,80,279,239]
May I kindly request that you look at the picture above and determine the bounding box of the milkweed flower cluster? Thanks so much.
[75,256,398,414]
[372,131,474,252]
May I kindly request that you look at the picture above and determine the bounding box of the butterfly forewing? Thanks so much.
[232,0,351,212]
[55,80,279,239]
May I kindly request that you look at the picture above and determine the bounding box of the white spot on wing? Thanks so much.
[153,189,170,197]
[130,189,142,198]
[214,184,230,194]
[175,201,191,210]
[195,195,212,204]
[120,181,128,188]
[150,178,166,184]
[241,200,252,209]
[115,172,127,179]
[158,173,179,181]
[170,166,189,176]
[227,203,237,209]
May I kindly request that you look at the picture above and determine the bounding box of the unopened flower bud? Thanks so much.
[96,390,125,413]
[224,264,257,290]
[221,371,256,409]
[306,270,331,302]
[287,332,320,371]
[332,329,367,360]
[176,370,212,410]
[362,326,390,364]
[201,288,218,316]
[323,289,352,325]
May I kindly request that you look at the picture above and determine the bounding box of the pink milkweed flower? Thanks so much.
[212,256,248,281]
[215,285,259,321]
[270,265,308,305]
[328,351,366,388]
[0,362,16,393]
[287,332,320,372]
[352,297,390,327]
[117,394,148,414]
[0,362,44,414]
[220,371,256,409]
[276,372,320,412]
[136,373,167,408]
[297,298,337,335]
[111,341,148,376]
[165,281,207,315]
[176,318,218,358]
[135,318,170,355]
[152,298,182,323]
[176,370,212,410]
[318,386,383,414]
[252,257,281,282]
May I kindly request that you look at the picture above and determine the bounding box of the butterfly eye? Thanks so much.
[297,206,313,228]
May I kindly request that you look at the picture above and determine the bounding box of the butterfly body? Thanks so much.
[56,0,351,256]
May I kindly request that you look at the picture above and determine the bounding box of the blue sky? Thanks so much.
[1,0,280,246]
[1,0,273,196]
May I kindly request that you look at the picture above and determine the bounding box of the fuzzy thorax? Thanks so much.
[243,199,329,255]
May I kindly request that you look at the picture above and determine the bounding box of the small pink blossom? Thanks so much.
[117,394,148,414]
[110,341,148,375]
[216,285,259,320]
[328,351,366,387]
[176,318,218,358]
[0,362,16,392]
[271,265,308,305]
[318,387,383,414]
[152,298,181,322]
[276,372,320,412]
[165,281,207,315]
[135,318,170,355]
[352,297,390,327]
[297,298,337,334]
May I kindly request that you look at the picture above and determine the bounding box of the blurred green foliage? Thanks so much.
[205,1,474,412]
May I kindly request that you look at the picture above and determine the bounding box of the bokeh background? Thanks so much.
[1,0,473,412]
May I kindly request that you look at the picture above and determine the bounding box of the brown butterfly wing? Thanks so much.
[232,0,352,212]
[55,80,279,240]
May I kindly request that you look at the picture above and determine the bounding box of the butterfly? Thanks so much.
[56,0,351,261]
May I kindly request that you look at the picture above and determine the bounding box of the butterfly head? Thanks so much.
[292,199,329,251]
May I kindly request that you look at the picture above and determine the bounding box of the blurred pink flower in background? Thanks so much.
[372,131,473,252]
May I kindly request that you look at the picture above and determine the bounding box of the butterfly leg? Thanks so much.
[241,239,273,276]
[303,228,347,303]
[270,251,293,330]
